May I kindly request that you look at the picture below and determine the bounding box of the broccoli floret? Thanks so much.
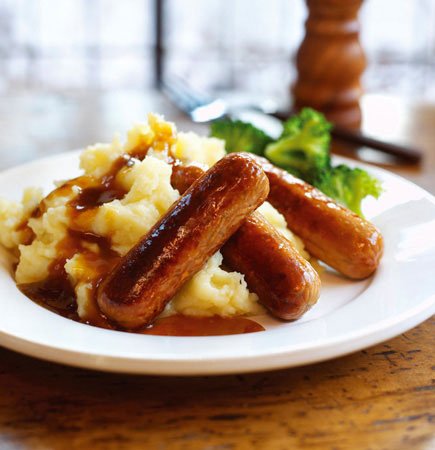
[316,164,383,217]
[210,118,273,155]
[264,108,332,185]
[208,109,382,217]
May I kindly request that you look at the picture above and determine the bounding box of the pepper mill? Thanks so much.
[292,0,366,129]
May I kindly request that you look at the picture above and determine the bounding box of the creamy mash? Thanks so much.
[0,114,310,324]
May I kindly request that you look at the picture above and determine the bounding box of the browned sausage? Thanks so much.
[97,153,269,329]
[253,156,383,279]
[170,162,205,195]
[221,213,320,320]
[171,163,321,320]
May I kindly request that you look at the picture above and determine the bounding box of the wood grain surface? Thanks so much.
[0,318,433,450]
[0,91,433,449]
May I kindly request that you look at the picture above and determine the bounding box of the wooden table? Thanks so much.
[0,91,433,450]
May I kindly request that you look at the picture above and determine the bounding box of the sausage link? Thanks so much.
[253,156,383,279]
[171,162,321,320]
[222,213,320,320]
[97,153,269,329]
[170,162,205,195]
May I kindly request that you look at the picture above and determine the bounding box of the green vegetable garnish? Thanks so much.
[316,164,383,217]
[210,118,273,155]
[265,108,331,185]
[209,108,382,217]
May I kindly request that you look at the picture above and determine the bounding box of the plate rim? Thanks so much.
[0,293,433,375]
[0,151,434,375]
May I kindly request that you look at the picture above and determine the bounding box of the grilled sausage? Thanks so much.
[253,156,383,279]
[221,213,320,319]
[97,153,269,329]
[170,162,205,195]
[171,162,321,320]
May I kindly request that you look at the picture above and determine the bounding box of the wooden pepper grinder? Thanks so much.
[292,0,366,129]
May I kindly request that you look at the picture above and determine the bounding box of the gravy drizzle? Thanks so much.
[142,315,264,336]
[16,141,264,336]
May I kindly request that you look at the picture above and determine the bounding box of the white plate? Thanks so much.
[0,152,434,375]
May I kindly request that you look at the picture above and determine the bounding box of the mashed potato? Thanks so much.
[0,113,311,324]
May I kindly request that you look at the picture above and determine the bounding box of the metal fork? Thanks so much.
[161,75,284,137]
[161,76,228,122]
[161,75,423,163]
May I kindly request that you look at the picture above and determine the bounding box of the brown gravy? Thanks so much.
[16,145,264,337]
[19,270,78,320]
[141,315,265,336]
[18,229,120,327]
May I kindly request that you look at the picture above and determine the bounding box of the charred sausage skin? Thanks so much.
[171,161,321,320]
[254,156,383,279]
[221,212,320,320]
[97,153,269,329]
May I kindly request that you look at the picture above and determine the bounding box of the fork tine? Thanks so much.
[162,74,227,122]
[162,78,197,112]
[165,75,210,110]
[161,78,193,112]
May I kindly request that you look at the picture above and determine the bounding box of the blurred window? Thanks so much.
[0,0,434,99]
